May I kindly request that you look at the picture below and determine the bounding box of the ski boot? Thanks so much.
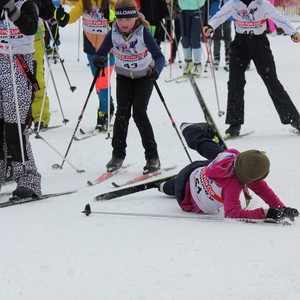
[106,157,124,172]
[225,125,241,137]
[95,111,108,132]
[183,59,193,75]
[143,158,161,174]
[192,62,202,77]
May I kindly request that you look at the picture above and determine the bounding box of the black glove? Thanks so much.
[146,68,158,81]
[93,56,107,69]
[0,0,21,22]
[203,24,214,36]
[266,207,299,222]
[54,5,69,27]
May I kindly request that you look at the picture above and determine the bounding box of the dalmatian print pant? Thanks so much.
[0,53,41,197]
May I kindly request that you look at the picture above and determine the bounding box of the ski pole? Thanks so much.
[82,205,286,225]
[154,82,192,163]
[4,10,26,167]
[35,26,69,133]
[52,68,102,170]
[77,17,81,62]
[202,33,224,117]
[44,21,77,92]
[106,53,112,140]
[196,0,224,117]
[82,204,224,221]
[35,133,85,173]
[203,37,213,74]
[160,20,182,67]
[44,43,69,124]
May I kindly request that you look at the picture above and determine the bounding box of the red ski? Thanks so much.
[87,164,130,186]
[111,166,177,188]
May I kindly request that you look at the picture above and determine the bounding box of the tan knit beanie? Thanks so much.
[234,150,270,184]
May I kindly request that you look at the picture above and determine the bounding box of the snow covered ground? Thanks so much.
[1,17,300,300]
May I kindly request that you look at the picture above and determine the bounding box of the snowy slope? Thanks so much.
[1,17,300,300]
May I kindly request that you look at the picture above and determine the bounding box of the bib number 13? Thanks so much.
[124,63,138,69]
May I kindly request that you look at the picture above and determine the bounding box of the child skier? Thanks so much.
[159,123,299,222]
[203,0,300,137]
[178,0,205,76]
[93,0,165,174]
[32,0,57,130]
[0,0,42,198]
[55,0,116,131]
[209,0,232,71]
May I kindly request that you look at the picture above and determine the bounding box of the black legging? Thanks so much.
[112,74,159,160]
[162,123,224,203]
[226,33,300,126]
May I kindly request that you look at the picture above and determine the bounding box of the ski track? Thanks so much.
[0,13,300,300]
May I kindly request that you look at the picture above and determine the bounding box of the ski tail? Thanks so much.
[0,190,77,208]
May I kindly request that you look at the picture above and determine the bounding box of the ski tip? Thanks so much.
[111,182,120,188]
[82,204,91,216]
[87,181,93,186]
[79,128,86,135]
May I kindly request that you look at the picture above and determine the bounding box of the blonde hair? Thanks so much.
[115,0,150,27]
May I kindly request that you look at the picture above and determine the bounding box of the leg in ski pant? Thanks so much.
[112,75,159,161]
[223,21,232,65]
[162,123,224,203]
[32,27,51,127]
[213,25,222,63]
[179,9,202,63]
[226,33,300,126]
[225,34,251,125]
[0,119,7,184]
[252,36,300,124]
[87,53,115,125]
[0,54,41,197]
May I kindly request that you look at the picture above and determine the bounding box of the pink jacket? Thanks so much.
[181,149,285,219]
[205,149,285,219]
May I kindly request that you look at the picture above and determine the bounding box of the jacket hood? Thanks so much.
[205,149,240,186]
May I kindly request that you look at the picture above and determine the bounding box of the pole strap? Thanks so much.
[15,54,40,92]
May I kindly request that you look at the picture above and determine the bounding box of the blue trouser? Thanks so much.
[87,53,115,114]
[178,9,202,49]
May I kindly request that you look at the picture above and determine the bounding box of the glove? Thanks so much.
[266,207,299,222]
[54,5,69,27]
[146,68,158,81]
[93,56,107,69]
[291,33,300,43]
[0,0,21,22]
[203,25,213,37]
